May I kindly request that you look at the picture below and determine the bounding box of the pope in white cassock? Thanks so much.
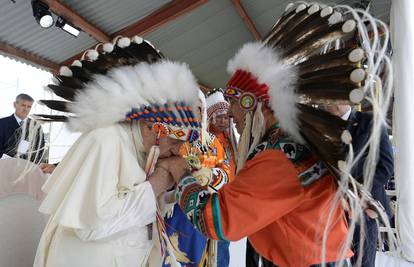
[32,36,205,267]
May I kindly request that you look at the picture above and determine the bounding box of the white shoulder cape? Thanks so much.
[39,123,150,230]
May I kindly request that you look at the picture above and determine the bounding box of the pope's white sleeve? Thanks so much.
[75,181,156,241]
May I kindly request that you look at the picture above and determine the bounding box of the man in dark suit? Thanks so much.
[325,104,394,267]
[0,93,45,162]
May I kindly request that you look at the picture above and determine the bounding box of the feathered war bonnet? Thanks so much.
[225,2,390,173]
[35,36,210,260]
[225,1,396,258]
[35,35,204,143]
[205,88,230,121]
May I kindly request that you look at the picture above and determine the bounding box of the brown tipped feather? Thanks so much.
[39,100,70,112]
[269,7,312,47]
[298,104,348,137]
[55,75,84,89]
[300,65,358,80]
[277,10,329,49]
[70,66,93,83]
[264,6,298,43]
[81,60,108,75]
[298,47,363,74]
[299,47,360,67]
[47,84,78,101]
[32,114,68,122]
[284,23,354,64]
[297,81,360,101]
[297,104,347,169]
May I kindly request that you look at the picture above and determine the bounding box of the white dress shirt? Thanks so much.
[341,107,352,121]
[13,114,25,126]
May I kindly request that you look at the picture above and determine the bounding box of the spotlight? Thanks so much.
[56,16,80,37]
[32,0,54,28]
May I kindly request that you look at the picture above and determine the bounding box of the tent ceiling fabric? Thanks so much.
[0,0,96,63]
[143,0,253,88]
[61,0,171,35]
[0,0,391,88]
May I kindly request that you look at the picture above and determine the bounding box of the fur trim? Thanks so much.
[117,37,131,48]
[227,42,303,142]
[59,66,72,77]
[68,61,199,132]
[86,50,99,61]
[132,35,144,44]
[103,43,114,53]
[71,60,82,67]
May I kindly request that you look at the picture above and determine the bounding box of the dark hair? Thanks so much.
[16,93,34,102]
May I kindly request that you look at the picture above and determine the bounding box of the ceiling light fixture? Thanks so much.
[32,0,54,28]
[56,16,80,37]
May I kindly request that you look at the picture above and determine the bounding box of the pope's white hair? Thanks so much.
[227,42,302,142]
[68,61,200,132]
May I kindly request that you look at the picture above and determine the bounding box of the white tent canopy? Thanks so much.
[391,0,414,262]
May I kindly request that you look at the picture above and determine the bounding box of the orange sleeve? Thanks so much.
[176,149,305,241]
[211,137,234,185]
[213,134,235,182]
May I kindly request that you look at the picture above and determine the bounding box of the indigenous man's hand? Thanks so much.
[157,156,190,183]
[39,163,56,174]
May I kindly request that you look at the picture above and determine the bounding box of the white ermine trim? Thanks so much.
[320,6,333,18]
[117,37,131,48]
[112,35,123,45]
[349,88,364,103]
[86,50,99,61]
[133,36,144,44]
[71,60,82,67]
[350,69,366,83]
[342,20,356,33]
[59,66,72,77]
[328,12,342,25]
[348,48,364,62]
[103,43,114,53]
[308,4,320,15]
[296,4,307,13]
[285,3,295,12]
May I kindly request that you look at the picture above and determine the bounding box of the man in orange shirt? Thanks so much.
[161,102,353,266]
[158,44,354,267]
